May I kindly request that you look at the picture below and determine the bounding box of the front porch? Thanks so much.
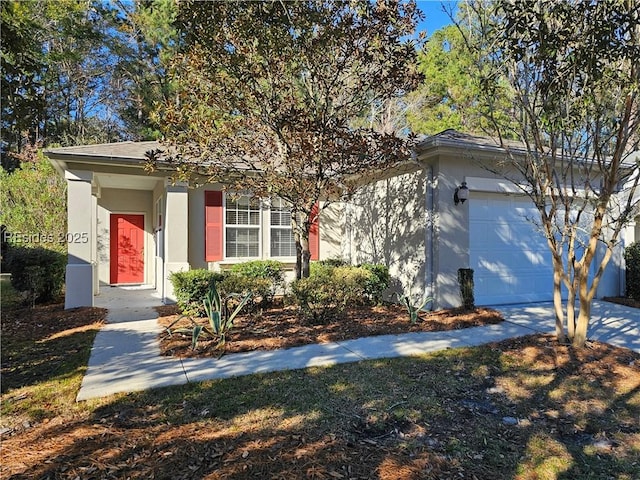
[45,142,181,308]
[94,283,164,314]
[61,167,189,309]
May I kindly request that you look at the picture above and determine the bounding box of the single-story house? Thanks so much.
[45,130,639,310]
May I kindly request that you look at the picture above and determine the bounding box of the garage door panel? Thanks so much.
[523,249,551,268]
[470,194,554,305]
[475,271,552,304]
[475,257,515,276]
[475,222,516,248]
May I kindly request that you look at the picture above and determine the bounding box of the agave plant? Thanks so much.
[165,281,252,352]
[396,293,434,324]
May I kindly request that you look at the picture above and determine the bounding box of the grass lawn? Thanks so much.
[1,300,639,479]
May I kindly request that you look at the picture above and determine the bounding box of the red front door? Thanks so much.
[110,214,145,284]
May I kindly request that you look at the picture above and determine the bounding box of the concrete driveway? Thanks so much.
[497,300,640,353]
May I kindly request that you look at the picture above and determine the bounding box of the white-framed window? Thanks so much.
[270,197,296,257]
[225,194,261,258]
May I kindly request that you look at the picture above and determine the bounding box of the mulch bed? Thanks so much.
[157,303,504,358]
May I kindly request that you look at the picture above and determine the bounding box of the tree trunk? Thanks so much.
[299,219,312,279]
[291,209,312,279]
[301,240,311,278]
[292,211,303,280]
[552,257,567,342]
[574,292,590,348]
[566,269,577,341]
[295,239,302,280]
[571,210,605,347]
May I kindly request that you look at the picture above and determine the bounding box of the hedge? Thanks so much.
[169,269,225,316]
[6,246,66,305]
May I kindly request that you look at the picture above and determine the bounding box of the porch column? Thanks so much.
[65,170,94,309]
[163,180,190,302]
[91,185,100,295]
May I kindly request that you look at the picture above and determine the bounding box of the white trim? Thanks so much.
[465,176,523,194]
[65,169,94,182]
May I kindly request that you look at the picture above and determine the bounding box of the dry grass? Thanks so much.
[1,301,639,479]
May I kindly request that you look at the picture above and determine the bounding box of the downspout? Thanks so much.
[425,164,435,310]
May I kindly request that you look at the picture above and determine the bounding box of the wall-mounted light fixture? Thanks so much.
[454,181,469,205]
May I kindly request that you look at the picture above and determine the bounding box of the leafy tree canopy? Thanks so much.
[150,0,424,278]
[1,0,178,169]
[0,148,67,254]
[408,25,481,134]
[462,0,640,347]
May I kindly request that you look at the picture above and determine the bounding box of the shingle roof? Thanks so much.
[416,129,524,153]
[45,141,160,162]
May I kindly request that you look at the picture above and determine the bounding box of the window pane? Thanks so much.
[271,228,296,257]
[226,194,260,226]
[237,211,249,224]
[271,210,288,226]
[270,197,291,227]
[226,227,259,258]
[268,197,295,257]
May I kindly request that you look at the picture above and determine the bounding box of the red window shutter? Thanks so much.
[205,191,223,261]
[309,202,320,261]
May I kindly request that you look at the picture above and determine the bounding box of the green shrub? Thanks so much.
[6,246,66,305]
[0,156,67,255]
[317,257,349,268]
[169,269,225,316]
[218,273,272,309]
[229,260,285,303]
[359,263,390,303]
[307,261,390,304]
[290,265,372,321]
[332,266,372,305]
[230,260,284,283]
[309,260,336,278]
[624,242,640,300]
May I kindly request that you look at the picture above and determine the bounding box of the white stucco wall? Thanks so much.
[430,158,469,308]
[347,169,429,302]
[319,202,344,260]
[65,170,95,308]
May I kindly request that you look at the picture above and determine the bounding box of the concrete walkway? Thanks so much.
[77,287,640,401]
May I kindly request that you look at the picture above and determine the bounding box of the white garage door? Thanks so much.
[470,193,553,305]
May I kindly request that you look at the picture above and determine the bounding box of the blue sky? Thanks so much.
[415,1,457,37]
